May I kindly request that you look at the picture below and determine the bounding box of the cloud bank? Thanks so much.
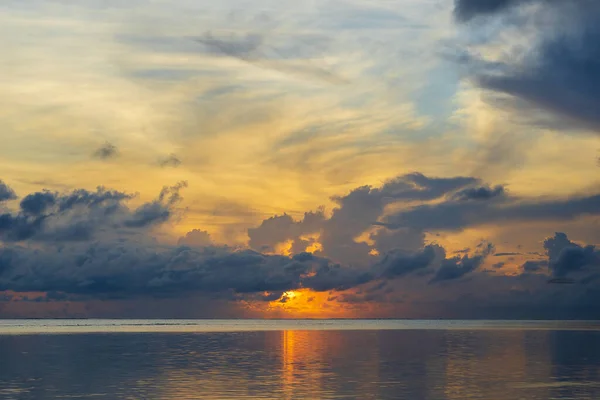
[1,173,599,318]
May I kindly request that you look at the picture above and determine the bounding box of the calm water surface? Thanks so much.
[1,320,600,399]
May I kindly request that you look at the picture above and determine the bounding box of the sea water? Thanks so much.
[1,319,600,399]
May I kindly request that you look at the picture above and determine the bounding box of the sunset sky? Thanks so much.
[1,0,599,318]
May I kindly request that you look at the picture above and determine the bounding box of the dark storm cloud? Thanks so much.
[0,182,186,242]
[93,142,119,160]
[456,0,600,133]
[0,181,17,202]
[158,154,182,168]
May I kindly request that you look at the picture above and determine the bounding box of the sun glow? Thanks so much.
[266,289,356,318]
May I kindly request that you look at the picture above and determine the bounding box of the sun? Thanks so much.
[282,291,298,300]
[264,289,357,318]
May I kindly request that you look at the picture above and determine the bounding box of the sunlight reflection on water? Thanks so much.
[1,320,600,399]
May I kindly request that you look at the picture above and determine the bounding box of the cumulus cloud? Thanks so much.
[0,234,489,301]
[178,229,213,247]
[456,0,600,133]
[93,142,119,160]
[247,173,477,264]
[0,181,16,202]
[1,173,600,318]
[0,181,186,242]
[124,181,187,228]
[544,232,600,278]
[378,245,442,278]
[430,243,494,283]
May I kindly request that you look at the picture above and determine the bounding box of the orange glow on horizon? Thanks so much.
[266,289,357,318]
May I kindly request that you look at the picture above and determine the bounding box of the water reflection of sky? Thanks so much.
[1,328,600,399]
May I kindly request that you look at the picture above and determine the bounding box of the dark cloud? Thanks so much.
[248,211,325,253]
[57,188,132,212]
[124,181,187,228]
[321,173,476,263]
[0,241,377,299]
[452,185,505,201]
[522,260,547,272]
[544,233,600,278]
[379,245,441,278]
[247,173,477,264]
[457,0,600,133]
[178,229,213,247]
[158,154,182,168]
[93,142,119,160]
[383,191,600,232]
[0,181,17,202]
[0,182,185,242]
[2,174,600,319]
[20,191,57,215]
[454,0,539,21]
[430,243,494,283]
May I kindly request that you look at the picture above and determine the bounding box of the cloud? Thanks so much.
[454,0,541,21]
[544,232,600,278]
[195,32,348,84]
[0,176,495,301]
[522,260,547,272]
[178,229,213,247]
[0,181,17,202]
[430,242,494,283]
[124,181,188,228]
[456,0,600,133]
[93,142,119,160]
[452,185,505,201]
[383,191,600,232]
[248,211,325,253]
[0,181,185,242]
[0,232,483,301]
[1,174,600,318]
[158,154,182,168]
[20,191,57,216]
[378,245,442,278]
[247,173,477,264]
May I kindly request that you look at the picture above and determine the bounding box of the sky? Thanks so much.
[1,0,599,319]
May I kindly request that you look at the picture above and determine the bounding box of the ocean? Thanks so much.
[1,320,600,399]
